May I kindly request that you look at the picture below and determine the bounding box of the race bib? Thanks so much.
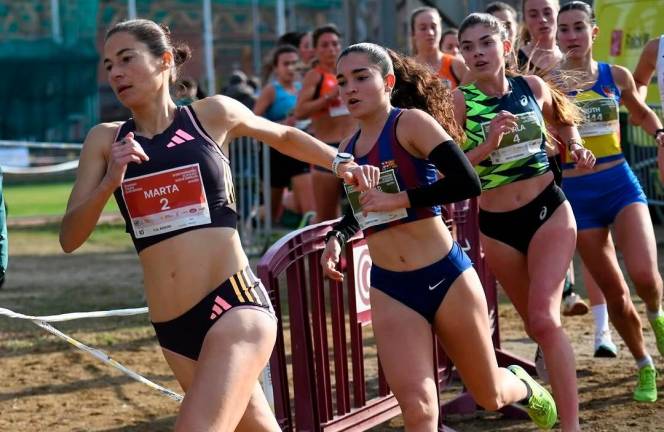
[481,111,543,165]
[344,169,407,230]
[576,97,619,137]
[121,164,211,238]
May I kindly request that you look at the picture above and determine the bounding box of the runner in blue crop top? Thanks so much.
[59,19,379,431]
[322,42,558,430]
[254,45,314,223]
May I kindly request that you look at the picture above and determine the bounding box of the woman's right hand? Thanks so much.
[485,110,517,150]
[104,132,149,188]
[321,238,344,281]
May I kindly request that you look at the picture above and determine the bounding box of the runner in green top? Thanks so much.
[453,13,595,432]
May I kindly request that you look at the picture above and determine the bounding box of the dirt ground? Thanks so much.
[1,227,664,431]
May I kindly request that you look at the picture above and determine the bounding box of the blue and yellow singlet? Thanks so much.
[563,62,622,168]
[459,76,549,190]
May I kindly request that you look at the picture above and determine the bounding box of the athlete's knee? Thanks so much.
[397,386,439,427]
[527,312,560,343]
[629,265,661,291]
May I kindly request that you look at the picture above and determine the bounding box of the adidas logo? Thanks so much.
[209,295,231,320]
[166,129,195,148]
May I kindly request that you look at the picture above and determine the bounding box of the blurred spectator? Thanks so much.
[174,76,199,106]
[440,28,460,58]
[222,70,257,109]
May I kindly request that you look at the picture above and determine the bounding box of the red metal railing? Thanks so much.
[257,200,533,431]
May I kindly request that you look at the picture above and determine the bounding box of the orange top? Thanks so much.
[312,65,348,118]
[438,54,458,89]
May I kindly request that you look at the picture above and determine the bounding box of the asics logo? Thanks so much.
[539,206,548,221]
[209,295,231,320]
[520,95,528,106]
[429,279,445,291]
[166,129,195,148]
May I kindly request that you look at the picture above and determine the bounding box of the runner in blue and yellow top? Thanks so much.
[557,1,664,403]
[321,42,557,430]
[454,13,597,431]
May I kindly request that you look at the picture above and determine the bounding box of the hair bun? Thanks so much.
[173,43,192,66]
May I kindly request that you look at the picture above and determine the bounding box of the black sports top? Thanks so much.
[113,105,238,253]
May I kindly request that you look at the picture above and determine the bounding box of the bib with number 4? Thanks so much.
[121,164,211,238]
[481,111,544,165]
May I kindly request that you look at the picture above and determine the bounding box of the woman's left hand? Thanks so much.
[570,147,596,170]
[338,164,380,191]
[655,130,664,148]
[359,189,405,214]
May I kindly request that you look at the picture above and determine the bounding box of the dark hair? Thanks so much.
[558,1,595,24]
[520,0,560,45]
[272,44,299,66]
[486,1,517,17]
[277,31,305,48]
[105,19,191,83]
[459,13,508,42]
[313,24,341,48]
[441,28,459,41]
[338,43,464,144]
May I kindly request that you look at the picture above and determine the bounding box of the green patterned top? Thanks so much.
[459,76,550,190]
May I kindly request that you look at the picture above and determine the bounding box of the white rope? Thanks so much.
[1,160,79,174]
[1,306,182,402]
[0,306,148,322]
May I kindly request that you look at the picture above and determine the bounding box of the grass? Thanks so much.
[4,181,119,218]
[9,223,132,255]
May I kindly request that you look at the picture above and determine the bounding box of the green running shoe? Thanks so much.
[650,315,664,357]
[633,365,658,402]
[508,365,557,429]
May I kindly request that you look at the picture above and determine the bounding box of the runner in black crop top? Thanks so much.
[113,105,238,253]
[60,18,378,432]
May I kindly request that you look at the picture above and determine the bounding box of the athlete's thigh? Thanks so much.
[370,288,436,396]
[614,202,659,278]
[527,201,576,311]
[160,348,197,391]
[481,233,530,322]
[434,268,502,395]
[576,227,628,299]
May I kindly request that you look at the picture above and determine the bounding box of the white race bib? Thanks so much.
[344,169,407,230]
[121,164,211,238]
[481,111,543,165]
[576,97,619,137]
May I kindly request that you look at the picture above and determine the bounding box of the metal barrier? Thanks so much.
[257,200,532,431]
[621,107,664,212]
[229,136,272,256]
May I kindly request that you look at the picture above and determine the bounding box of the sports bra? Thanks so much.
[563,62,622,168]
[312,66,349,118]
[113,105,237,253]
[345,107,440,236]
[265,81,301,122]
[459,76,550,190]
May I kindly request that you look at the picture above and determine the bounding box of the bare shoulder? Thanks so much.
[609,63,632,86]
[84,122,122,149]
[192,95,250,126]
[302,68,323,86]
[521,74,547,98]
[398,108,433,128]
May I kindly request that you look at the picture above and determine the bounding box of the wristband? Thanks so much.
[324,230,346,247]
[567,139,584,151]
[654,128,664,141]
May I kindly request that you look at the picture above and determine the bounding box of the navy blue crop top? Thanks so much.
[345,107,441,237]
[113,105,238,253]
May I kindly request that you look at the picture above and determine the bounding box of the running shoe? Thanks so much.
[534,346,549,384]
[594,331,618,358]
[650,315,664,357]
[561,292,589,316]
[508,364,558,429]
[633,365,658,402]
